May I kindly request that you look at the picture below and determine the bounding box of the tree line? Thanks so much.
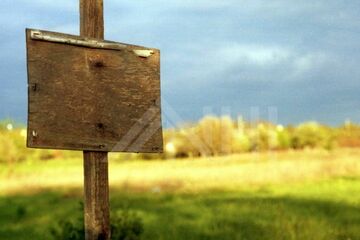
[1,117,360,163]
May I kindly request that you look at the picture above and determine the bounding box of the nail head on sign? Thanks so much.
[32,130,38,137]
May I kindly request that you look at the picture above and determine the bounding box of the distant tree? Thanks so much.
[336,121,360,147]
[291,122,334,149]
[194,116,235,156]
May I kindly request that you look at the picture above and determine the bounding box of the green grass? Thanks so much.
[0,150,360,239]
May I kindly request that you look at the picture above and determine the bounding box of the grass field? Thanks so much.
[0,149,360,239]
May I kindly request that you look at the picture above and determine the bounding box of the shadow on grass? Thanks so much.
[0,189,359,240]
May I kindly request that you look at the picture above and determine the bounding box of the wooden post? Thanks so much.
[80,0,110,239]
[83,151,110,240]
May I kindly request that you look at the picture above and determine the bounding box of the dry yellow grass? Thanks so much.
[1,148,360,195]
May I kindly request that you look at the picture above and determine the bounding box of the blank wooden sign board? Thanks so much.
[26,29,163,153]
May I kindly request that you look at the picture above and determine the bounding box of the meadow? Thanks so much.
[1,149,360,240]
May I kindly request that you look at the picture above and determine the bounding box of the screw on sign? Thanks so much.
[25,0,163,239]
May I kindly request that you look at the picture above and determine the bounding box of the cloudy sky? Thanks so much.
[1,0,360,126]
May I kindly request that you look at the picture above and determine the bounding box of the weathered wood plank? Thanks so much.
[83,151,110,240]
[30,29,127,51]
[80,0,104,39]
[26,28,163,153]
[80,1,110,240]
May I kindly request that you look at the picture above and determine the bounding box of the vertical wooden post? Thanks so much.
[83,151,110,240]
[80,0,110,239]
[80,0,104,39]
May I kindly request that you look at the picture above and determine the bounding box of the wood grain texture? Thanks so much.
[80,1,110,240]
[80,0,104,39]
[83,151,110,240]
[26,29,163,153]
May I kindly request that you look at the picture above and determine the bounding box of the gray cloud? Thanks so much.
[0,0,360,125]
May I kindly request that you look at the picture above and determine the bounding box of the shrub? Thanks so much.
[194,116,235,156]
[0,133,18,164]
[276,125,291,150]
[291,122,334,150]
[50,213,84,240]
[232,131,251,153]
[111,210,144,240]
[336,121,360,147]
[50,203,144,240]
[248,123,278,151]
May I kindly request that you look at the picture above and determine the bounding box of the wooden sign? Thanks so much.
[26,29,163,153]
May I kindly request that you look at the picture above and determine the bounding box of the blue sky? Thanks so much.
[1,0,360,126]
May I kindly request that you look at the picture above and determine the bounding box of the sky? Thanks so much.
[1,0,360,126]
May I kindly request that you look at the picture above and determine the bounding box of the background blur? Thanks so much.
[1,117,360,239]
[1,1,360,240]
